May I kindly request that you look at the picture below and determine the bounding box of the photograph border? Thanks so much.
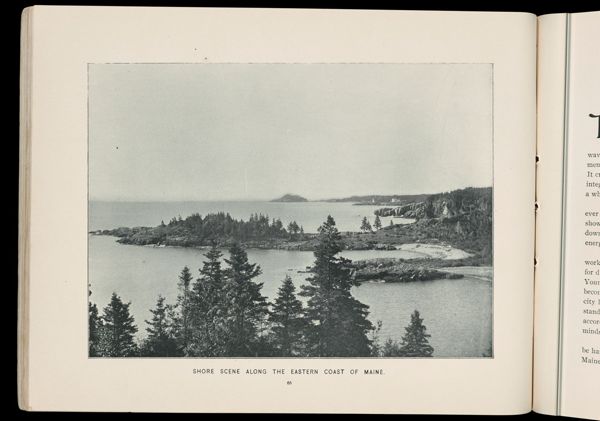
[86,61,496,360]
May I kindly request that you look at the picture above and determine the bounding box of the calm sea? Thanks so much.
[88,201,492,358]
[88,200,410,233]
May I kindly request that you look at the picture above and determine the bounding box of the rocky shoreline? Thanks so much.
[91,226,463,254]
[350,258,465,283]
[91,222,488,265]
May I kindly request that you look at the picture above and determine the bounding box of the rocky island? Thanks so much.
[270,194,308,202]
[350,258,464,283]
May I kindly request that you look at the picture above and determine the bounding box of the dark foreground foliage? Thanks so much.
[89,216,435,358]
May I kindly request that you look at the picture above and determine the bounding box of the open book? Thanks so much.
[18,6,599,417]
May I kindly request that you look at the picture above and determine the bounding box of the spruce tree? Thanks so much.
[360,216,372,233]
[143,295,179,357]
[97,293,138,357]
[398,310,434,357]
[189,245,226,356]
[381,338,403,357]
[175,266,194,353]
[223,242,268,356]
[269,275,306,356]
[287,221,300,239]
[300,215,374,357]
[374,215,382,230]
[88,301,101,357]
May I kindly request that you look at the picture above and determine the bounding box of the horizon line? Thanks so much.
[89,185,493,203]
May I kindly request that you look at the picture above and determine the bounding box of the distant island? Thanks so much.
[271,194,308,202]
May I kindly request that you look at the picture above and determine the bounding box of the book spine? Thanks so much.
[533,13,569,416]
[18,5,34,412]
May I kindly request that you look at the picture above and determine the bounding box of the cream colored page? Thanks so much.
[533,13,567,416]
[24,7,536,413]
[559,11,600,421]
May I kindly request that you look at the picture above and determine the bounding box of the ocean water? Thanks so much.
[88,200,413,233]
[88,201,492,358]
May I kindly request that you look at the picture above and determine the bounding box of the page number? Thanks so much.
[590,114,600,138]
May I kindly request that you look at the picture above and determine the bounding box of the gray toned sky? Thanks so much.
[89,63,492,201]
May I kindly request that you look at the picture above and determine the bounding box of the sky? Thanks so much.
[89,63,492,202]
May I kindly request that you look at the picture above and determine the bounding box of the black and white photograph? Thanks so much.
[87,63,493,359]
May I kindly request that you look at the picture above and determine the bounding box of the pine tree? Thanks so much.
[142,295,179,357]
[300,215,374,357]
[223,242,268,356]
[368,319,384,357]
[374,215,382,230]
[189,245,226,356]
[398,310,434,357]
[175,266,194,353]
[88,301,101,357]
[360,216,372,233]
[381,338,403,357]
[97,293,138,357]
[389,219,394,226]
[287,221,300,239]
[269,275,306,356]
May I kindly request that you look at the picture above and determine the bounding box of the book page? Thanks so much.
[21,7,536,413]
[535,11,600,420]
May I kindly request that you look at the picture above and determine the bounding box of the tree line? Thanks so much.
[360,215,383,232]
[89,216,434,358]
[111,212,308,248]
[162,212,305,242]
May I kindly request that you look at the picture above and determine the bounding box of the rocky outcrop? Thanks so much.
[350,258,464,283]
[371,187,493,261]
[374,187,492,221]
[375,202,425,218]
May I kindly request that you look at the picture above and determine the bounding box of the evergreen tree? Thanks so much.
[189,245,226,356]
[360,216,372,233]
[97,293,138,357]
[175,266,194,353]
[381,338,403,357]
[398,310,434,357]
[88,301,101,357]
[389,219,394,226]
[287,221,300,239]
[142,295,179,356]
[300,216,374,357]
[374,215,382,230]
[368,319,384,357]
[269,275,306,356]
[223,243,268,356]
